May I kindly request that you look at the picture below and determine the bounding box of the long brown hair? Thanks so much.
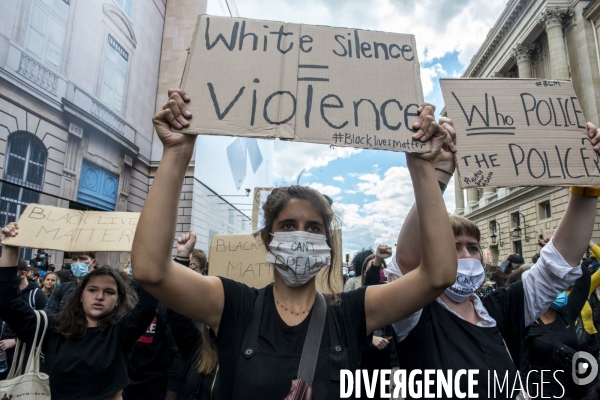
[196,324,218,374]
[54,267,138,339]
[257,186,340,303]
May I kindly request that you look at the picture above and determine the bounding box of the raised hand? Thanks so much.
[176,230,197,259]
[375,245,392,261]
[435,117,457,175]
[410,103,448,163]
[588,122,600,153]
[152,89,196,152]
[0,222,18,243]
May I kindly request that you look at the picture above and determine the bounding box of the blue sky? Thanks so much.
[208,0,507,257]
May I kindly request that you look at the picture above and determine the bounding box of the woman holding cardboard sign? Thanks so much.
[391,121,600,399]
[132,88,457,399]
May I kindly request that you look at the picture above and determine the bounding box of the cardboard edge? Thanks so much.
[180,15,203,89]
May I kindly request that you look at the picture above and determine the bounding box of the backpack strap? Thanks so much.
[240,287,266,359]
[297,292,326,384]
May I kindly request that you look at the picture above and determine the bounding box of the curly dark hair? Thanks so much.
[54,266,138,339]
[257,185,340,303]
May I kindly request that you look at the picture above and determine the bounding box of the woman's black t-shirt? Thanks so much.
[395,280,527,399]
[215,277,370,400]
[526,267,590,399]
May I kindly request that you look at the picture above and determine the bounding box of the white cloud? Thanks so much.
[226,0,506,69]
[333,176,345,183]
[273,141,362,181]
[421,63,447,97]
[307,182,342,196]
[345,189,357,194]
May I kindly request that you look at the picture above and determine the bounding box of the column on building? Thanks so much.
[512,44,535,78]
[466,188,479,212]
[539,7,574,80]
[454,170,465,214]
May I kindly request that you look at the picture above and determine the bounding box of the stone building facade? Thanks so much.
[456,0,600,265]
[0,0,261,266]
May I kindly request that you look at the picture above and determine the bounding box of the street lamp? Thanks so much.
[489,221,503,247]
[511,212,529,241]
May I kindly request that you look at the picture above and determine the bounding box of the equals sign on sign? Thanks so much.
[298,65,329,82]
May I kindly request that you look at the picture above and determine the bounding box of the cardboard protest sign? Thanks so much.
[181,15,428,153]
[440,78,600,188]
[251,187,273,232]
[3,204,139,252]
[208,231,343,294]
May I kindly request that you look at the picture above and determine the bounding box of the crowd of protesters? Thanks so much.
[0,88,600,400]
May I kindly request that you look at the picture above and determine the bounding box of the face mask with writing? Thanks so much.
[71,262,90,279]
[266,231,331,287]
[444,258,485,303]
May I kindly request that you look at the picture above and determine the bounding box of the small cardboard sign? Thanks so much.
[208,231,343,293]
[181,15,428,153]
[251,187,273,232]
[440,78,600,188]
[3,204,139,252]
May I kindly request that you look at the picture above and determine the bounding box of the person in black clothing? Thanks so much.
[124,302,179,400]
[0,257,48,380]
[45,251,97,317]
[0,222,158,400]
[30,249,49,270]
[167,307,220,400]
[391,122,600,399]
[360,250,399,400]
[526,267,591,399]
[132,89,458,399]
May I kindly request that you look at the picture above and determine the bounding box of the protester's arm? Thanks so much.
[552,123,600,267]
[365,109,457,334]
[589,268,600,296]
[395,118,456,275]
[34,288,48,310]
[564,266,591,322]
[520,123,600,325]
[0,223,37,345]
[132,89,224,333]
[44,286,62,318]
[589,240,600,260]
[167,308,201,357]
[118,281,159,349]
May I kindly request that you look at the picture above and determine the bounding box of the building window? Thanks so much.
[241,218,245,231]
[101,35,128,113]
[538,200,551,220]
[513,240,523,257]
[0,133,47,260]
[229,209,234,225]
[4,132,47,190]
[25,0,70,70]
[115,0,133,17]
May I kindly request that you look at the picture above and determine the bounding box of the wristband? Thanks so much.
[435,168,453,176]
[438,181,447,193]
[569,187,600,197]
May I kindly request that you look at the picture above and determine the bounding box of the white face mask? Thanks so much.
[444,258,485,303]
[266,231,331,287]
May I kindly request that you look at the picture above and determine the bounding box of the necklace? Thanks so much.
[273,286,312,316]
[275,298,311,315]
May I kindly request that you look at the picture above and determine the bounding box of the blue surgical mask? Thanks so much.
[349,271,355,277]
[551,292,568,310]
[56,281,61,287]
[39,254,45,259]
[71,262,89,279]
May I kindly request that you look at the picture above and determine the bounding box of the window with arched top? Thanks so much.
[0,132,47,260]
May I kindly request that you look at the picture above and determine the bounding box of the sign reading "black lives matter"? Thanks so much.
[441,78,600,188]
[180,15,428,153]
